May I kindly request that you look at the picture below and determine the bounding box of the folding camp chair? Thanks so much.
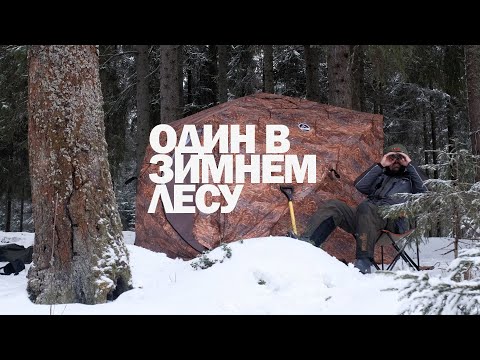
[372,228,420,271]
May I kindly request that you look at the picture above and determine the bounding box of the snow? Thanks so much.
[0,231,464,315]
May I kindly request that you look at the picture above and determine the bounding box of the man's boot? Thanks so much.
[288,231,315,244]
[354,257,372,274]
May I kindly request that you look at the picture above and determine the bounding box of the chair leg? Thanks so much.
[381,246,384,270]
[399,248,420,271]
[386,233,420,271]
[386,249,403,271]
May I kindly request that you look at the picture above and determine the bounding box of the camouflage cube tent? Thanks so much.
[135,93,392,264]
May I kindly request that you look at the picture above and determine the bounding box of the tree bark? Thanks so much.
[429,83,440,236]
[27,45,131,304]
[465,45,480,181]
[327,45,352,109]
[304,45,320,102]
[351,45,365,111]
[422,108,430,177]
[207,45,218,105]
[177,46,184,113]
[160,45,183,124]
[429,90,439,180]
[19,184,24,232]
[98,45,128,181]
[217,45,228,103]
[5,185,11,232]
[134,45,151,177]
[263,45,274,94]
[444,45,464,181]
[186,68,193,105]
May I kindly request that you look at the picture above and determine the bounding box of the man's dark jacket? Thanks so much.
[354,162,428,206]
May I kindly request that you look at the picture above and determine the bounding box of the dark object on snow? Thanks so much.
[0,244,33,264]
[0,259,25,275]
[135,93,391,264]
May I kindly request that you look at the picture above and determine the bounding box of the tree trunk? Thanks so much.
[429,86,440,236]
[177,45,184,113]
[453,206,459,259]
[351,45,365,111]
[454,142,462,253]
[27,45,132,305]
[423,108,434,237]
[465,45,480,181]
[207,45,218,105]
[422,109,430,177]
[186,68,193,105]
[304,45,320,102]
[429,93,439,180]
[134,45,151,177]
[263,45,274,94]
[19,185,24,232]
[5,185,11,232]
[444,45,463,182]
[327,45,352,109]
[447,101,457,181]
[98,45,127,182]
[217,45,228,103]
[160,45,183,124]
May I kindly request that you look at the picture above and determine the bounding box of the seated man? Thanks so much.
[300,144,428,274]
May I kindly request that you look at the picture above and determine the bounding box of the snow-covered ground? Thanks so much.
[0,231,464,314]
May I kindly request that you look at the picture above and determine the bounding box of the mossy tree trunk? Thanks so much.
[27,45,132,305]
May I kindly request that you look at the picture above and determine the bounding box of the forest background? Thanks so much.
[2,45,478,235]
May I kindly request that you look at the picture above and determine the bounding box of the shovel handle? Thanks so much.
[280,185,294,201]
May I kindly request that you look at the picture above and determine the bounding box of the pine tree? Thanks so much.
[398,246,480,314]
[382,142,480,314]
[380,141,480,244]
[228,45,261,98]
[274,45,307,98]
